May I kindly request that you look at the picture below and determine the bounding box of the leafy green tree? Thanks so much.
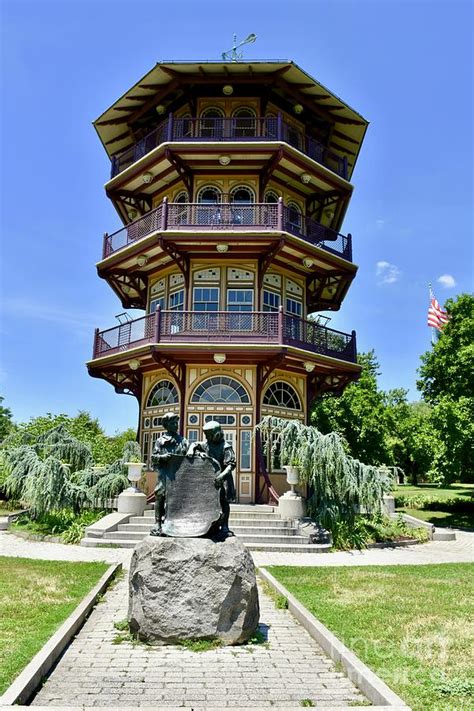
[312,351,393,466]
[0,397,13,441]
[2,423,140,516]
[417,293,474,403]
[4,411,136,465]
[417,294,474,483]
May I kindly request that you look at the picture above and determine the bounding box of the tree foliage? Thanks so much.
[417,294,474,483]
[2,424,139,516]
[417,293,474,403]
[312,351,394,466]
[256,416,391,531]
[3,410,137,465]
[0,397,13,442]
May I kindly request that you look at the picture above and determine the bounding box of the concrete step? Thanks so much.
[81,538,137,548]
[244,541,331,552]
[231,526,299,537]
[230,517,294,527]
[105,531,152,541]
[433,529,456,541]
[230,504,276,512]
[117,516,297,535]
[140,510,281,521]
[233,533,310,545]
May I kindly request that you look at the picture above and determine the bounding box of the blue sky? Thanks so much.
[1,0,472,434]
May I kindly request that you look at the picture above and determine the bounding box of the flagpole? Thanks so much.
[428,283,436,345]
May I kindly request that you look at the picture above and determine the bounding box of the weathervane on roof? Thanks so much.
[222,33,257,62]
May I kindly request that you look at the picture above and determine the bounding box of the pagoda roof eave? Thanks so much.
[93,60,369,174]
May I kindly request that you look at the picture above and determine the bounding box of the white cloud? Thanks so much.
[376,219,386,229]
[437,274,456,289]
[376,261,401,285]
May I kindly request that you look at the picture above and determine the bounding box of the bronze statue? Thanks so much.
[189,420,236,538]
[150,415,236,540]
[150,412,189,537]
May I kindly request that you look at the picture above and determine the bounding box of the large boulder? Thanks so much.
[128,536,259,645]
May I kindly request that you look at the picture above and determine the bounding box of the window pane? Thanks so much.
[240,431,251,470]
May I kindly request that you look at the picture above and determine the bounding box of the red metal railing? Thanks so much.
[102,199,352,262]
[92,309,357,364]
[110,114,348,179]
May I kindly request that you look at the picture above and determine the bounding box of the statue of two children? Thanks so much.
[150,412,236,539]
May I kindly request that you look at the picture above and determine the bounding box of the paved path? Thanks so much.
[1,530,472,569]
[2,531,472,709]
[30,575,367,709]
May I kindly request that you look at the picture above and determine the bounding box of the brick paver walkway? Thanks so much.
[30,575,367,708]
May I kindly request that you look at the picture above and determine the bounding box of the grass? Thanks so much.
[393,484,473,501]
[0,556,109,694]
[394,484,474,530]
[400,507,474,530]
[268,563,474,711]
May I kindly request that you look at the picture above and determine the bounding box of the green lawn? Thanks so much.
[0,556,109,694]
[393,484,474,530]
[268,564,474,711]
[393,484,474,501]
[400,507,474,530]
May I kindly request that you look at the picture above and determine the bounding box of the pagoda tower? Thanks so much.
[88,60,368,503]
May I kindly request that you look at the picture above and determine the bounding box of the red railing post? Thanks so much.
[277,196,283,232]
[278,305,284,344]
[93,328,99,359]
[154,306,161,343]
[161,197,168,231]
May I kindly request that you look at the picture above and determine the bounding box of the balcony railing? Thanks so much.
[93,309,357,364]
[110,114,348,179]
[102,199,352,261]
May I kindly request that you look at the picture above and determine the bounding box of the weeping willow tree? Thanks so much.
[2,425,140,517]
[256,416,392,530]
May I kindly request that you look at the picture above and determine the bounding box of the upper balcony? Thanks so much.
[102,199,352,262]
[109,116,349,181]
[91,309,357,365]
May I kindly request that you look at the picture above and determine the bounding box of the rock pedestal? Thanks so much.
[128,536,259,645]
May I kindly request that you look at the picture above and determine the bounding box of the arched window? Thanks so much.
[230,185,255,225]
[263,381,302,410]
[232,107,256,138]
[173,190,189,225]
[264,190,279,204]
[286,201,303,235]
[197,186,222,225]
[175,190,188,203]
[231,185,255,204]
[191,376,250,404]
[146,380,179,408]
[197,186,221,204]
[200,107,224,138]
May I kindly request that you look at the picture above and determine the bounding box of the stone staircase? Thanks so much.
[81,504,331,552]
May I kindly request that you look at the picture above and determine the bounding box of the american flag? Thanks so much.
[428,289,449,332]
